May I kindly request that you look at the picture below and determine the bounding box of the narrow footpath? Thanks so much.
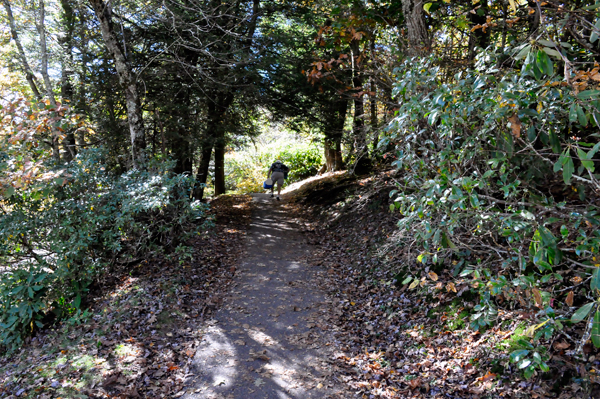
[182,193,353,399]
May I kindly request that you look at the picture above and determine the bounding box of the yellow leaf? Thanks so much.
[508,0,517,12]
[409,280,420,290]
[524,325,536,337]
[446,282,457,293]
[428,271,439,281]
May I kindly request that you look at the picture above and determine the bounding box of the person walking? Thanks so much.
[267,160,289,200]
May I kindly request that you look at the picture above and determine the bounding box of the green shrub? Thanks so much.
[0,149,209,350]
[383,51,600,372]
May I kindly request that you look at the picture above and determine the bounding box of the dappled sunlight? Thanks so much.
[180,193,348,397]
[247,328,280,348]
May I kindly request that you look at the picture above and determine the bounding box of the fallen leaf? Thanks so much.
[407,377,421,390]
[566,291,574,307]
[428,271,439,281]
[509,113,521,138]
[532,288,543,307]
[254,378,265,387]
[554,341,570,350]
[479,371,496,382]
[447,282,457,293]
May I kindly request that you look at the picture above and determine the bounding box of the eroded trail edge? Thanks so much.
[182,193,352,399]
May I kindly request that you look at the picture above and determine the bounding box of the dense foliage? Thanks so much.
[384,47,600,376]
[0,100,209,350]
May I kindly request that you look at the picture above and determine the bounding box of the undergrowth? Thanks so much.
[381,49,600,378]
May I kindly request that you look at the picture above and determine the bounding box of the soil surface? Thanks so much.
[182,193,353,399]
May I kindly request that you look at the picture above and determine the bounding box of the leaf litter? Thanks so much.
[286,170,600,399]
[0,195,252,399]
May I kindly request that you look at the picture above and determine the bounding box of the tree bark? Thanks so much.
[211,92,233,196]
[194,141,213,200]
[2,0,43,100]
[32,0,62,161]
[370,78,378,153]
[324,99,347,172]
[401,0,430,54]
[89,0,146,169]
[351,40,371,174]
[213,132,226,195]
[468,0,490,60]
[60,0,77,161]
[35,0,56,107]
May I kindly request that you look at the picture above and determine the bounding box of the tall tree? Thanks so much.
[89,0,146,169]
[401,0,430,54]
[2,0,43,100]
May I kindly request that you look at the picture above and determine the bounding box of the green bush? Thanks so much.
[0,149,209,350]
[383,51,600,373]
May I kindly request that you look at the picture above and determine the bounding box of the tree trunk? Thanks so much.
[194,141,214,200]
[370,78,379,153]
[324,99,347,172]
[401,0,430,54]
[172,89,193,175]
[60,0,76,161]
[89,0,146,169]
[2,0,43,101]
[351,40,371,174]
[468,0,490,60]
[74,2,88,148]
[211,92,233,195]
[34,0,61,161]
[214,132,226,195]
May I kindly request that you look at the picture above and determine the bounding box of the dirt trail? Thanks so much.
[182,193,352,399]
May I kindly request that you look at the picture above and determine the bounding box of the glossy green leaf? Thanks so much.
[563,156,574,185]
[592,311,600,348]
[577,90,600,100]
[592,268,600,291]
[569,104,578,123]
[576,104,588,126]
[571,302,595,323]
[515,44,531,60]
[536,50,554,75]
[578,147,595,172]
[510,349,529,363]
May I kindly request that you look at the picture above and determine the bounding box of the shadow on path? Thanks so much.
[183,193,351,399]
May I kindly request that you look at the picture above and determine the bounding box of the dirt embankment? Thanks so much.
[286,170,599,399]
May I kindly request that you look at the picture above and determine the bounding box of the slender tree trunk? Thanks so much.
[401,0,430,54]
[89,0,146,169]
[75,3,88,147]
[33,0,62,161]
[35,0,56,107]
[211,92,233,195]
[60,0,76,161]
[214,132,226,195]
[351,40,371,173]
[370,79,378,153]
[195,137,214,200]
[2,0,42,100]
[468,0,490,60]
[324,99,347,172]
[172,90,193,175]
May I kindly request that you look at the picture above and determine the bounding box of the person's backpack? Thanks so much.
[272,162,289,178]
